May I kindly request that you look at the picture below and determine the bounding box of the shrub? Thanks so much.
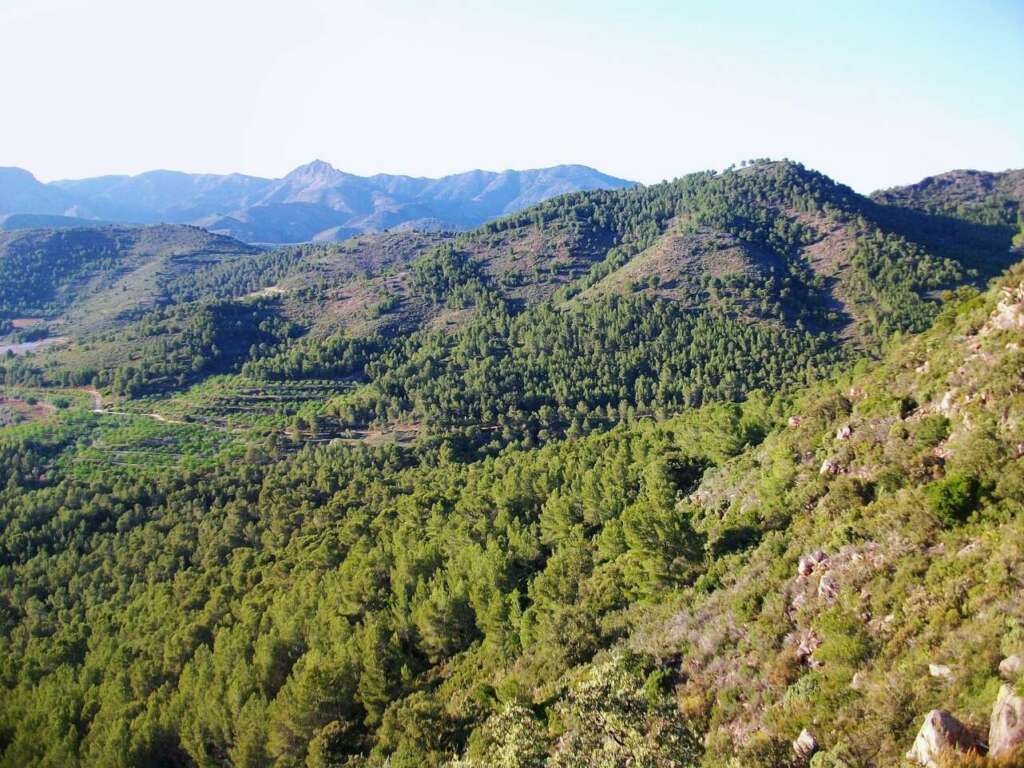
[926,473,982,525]
[914,415,951,448]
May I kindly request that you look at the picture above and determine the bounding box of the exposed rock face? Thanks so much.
[938,390,957,417]
[1000,655,1024,680]
[817,571,839,603]
[798,550,829,578]
[984,283,1024,334]
[990,684,1024,759]
[792,728,818,763]
[905,710,978,767]
[795,629,822,666]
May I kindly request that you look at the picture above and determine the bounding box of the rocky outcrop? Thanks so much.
[817,571,839,603]
[989,684,1024,759]
[905,710,978,767]
[984,283,1024,334]
[798,550,829,578]
[1000,655,1024,680]
[792,728,817,763]
[795,629,822,666]
[819,458,841,476]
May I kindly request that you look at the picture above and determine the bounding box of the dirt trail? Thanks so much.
[81,388,187,425]
[83,387,103,411]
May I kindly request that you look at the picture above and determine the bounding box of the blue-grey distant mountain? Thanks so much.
[0,161,635,242]
[0,213,117,231]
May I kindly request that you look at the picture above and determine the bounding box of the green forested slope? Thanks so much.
[1,161,1023,767]
[0,258,1021,767]
[7,161,1017,457]
[0,225,257,323]
[871,169,1024,228]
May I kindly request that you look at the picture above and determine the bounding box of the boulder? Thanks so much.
[1000,655,1024,680]
[835,424,852,441]
[990,684,1024,759]
[905,710,978,767]
[798,550,829,578]
[796,629,822,665]
[817,571,839,603]
[820,458,841,476]
[928,663,952,680]
[793,728,818,763]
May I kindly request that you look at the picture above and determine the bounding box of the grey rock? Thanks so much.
[928,663,953,680]
[793,728,818,763]
[989,683,1024,759]
[905,710,978,767]
[1000,655,1024,681]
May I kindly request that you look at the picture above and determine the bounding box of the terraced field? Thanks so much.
[68,416,237,475]
[117,375,355,434]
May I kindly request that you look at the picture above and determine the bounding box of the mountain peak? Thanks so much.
[0,166,41,183]
[285,159,343,182]
[1,161,635,241]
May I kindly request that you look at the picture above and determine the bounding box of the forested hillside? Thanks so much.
[3,161,1019,454]
[0,225,257,324]
[0,232,1022,768]
[0,160,1023,767]
[872,169,1024,228]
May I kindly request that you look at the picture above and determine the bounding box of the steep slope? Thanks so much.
[0,250,1020,768]
[569,161,1018,340]
[617,263,1024,766]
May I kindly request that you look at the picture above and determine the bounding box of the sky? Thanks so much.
[0,0,1021,192]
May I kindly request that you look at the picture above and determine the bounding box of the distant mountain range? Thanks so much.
[0,161,635,243]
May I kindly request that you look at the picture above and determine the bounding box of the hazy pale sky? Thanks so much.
[0,0,1021,191]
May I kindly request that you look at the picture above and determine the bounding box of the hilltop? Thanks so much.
[0,224,258,329]
[872,168,1024,228]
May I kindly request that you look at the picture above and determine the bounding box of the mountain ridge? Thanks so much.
[5,159,1021,446]
[0,161,636,243]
